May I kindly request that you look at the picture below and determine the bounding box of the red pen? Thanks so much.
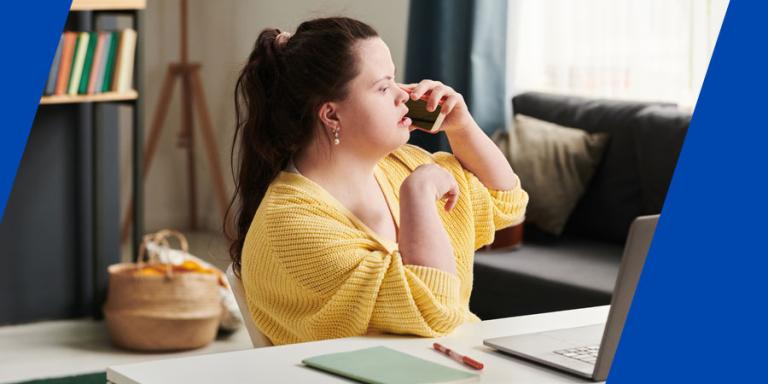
[433,342,484,370]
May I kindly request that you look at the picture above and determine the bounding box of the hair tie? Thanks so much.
[275,31,292,48]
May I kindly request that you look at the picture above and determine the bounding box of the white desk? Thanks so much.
[108,306,609,383]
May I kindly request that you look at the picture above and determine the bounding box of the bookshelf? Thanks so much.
[37,0,145,319]
[39,0,144,105]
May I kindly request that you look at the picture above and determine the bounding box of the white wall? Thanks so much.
[122,0,410,234]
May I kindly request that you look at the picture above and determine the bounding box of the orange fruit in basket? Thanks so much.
[132,259,219,277]
[135,267,164,276]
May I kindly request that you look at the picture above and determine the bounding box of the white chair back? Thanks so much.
[225,263,273,348]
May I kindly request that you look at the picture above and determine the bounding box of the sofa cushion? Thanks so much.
[493,114,610,235]
[471,237,623,319]
[511,92,689,243]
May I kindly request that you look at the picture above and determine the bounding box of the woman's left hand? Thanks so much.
[399,80,474,134]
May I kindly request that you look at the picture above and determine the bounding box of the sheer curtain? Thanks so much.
[507,0,729,110]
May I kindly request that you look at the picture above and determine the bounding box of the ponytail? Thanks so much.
[226,18,379,276]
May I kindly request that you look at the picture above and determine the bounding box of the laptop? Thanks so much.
[483,214,659,382]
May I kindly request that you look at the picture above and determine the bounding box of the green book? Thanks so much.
[302,346,479,384]
[102,32,119,93]
[78,31,98,94]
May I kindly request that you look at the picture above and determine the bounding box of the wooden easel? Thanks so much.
[121,0,228,244]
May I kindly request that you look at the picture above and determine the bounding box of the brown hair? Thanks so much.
[226,17,379,276]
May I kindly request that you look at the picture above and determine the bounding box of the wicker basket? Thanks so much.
[103,230,222,351]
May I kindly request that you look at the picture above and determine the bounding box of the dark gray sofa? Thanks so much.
[470,91,690,319]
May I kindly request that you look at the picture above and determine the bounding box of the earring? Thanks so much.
[332,128,340,145]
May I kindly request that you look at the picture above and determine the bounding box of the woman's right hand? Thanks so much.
[401,164,460,212]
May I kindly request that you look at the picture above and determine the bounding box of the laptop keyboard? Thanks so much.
[553,345,599,364]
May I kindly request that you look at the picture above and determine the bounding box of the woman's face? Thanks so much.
[331,37,412,157]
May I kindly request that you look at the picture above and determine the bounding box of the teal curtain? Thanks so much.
[405,0,509,152]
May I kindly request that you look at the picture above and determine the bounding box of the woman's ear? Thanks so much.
[317,101,341,131]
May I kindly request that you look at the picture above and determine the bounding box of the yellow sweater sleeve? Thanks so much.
[432,151,529,250]
[250,203,470,344]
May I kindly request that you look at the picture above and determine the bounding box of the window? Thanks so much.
[507,0,729,109]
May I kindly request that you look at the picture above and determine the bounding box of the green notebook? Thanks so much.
[302,346,479,384]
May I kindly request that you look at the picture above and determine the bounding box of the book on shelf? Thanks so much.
[67,32,89,95]
[101,32,118,93]
[78,31,98,94]
[112,29,137,93]
[42,28,137,99]
[54,32,76,95]
[86,32,107,95]
[45,35,64,95]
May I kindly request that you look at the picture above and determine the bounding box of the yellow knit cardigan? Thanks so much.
[241,144,528,345]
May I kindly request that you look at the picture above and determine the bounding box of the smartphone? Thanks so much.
[401,87,447,133]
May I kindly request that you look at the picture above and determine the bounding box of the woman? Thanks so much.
[227,17,528,345]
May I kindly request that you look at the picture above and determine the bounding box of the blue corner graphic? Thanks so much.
[0,1,71,221]
[610,1,768,382]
